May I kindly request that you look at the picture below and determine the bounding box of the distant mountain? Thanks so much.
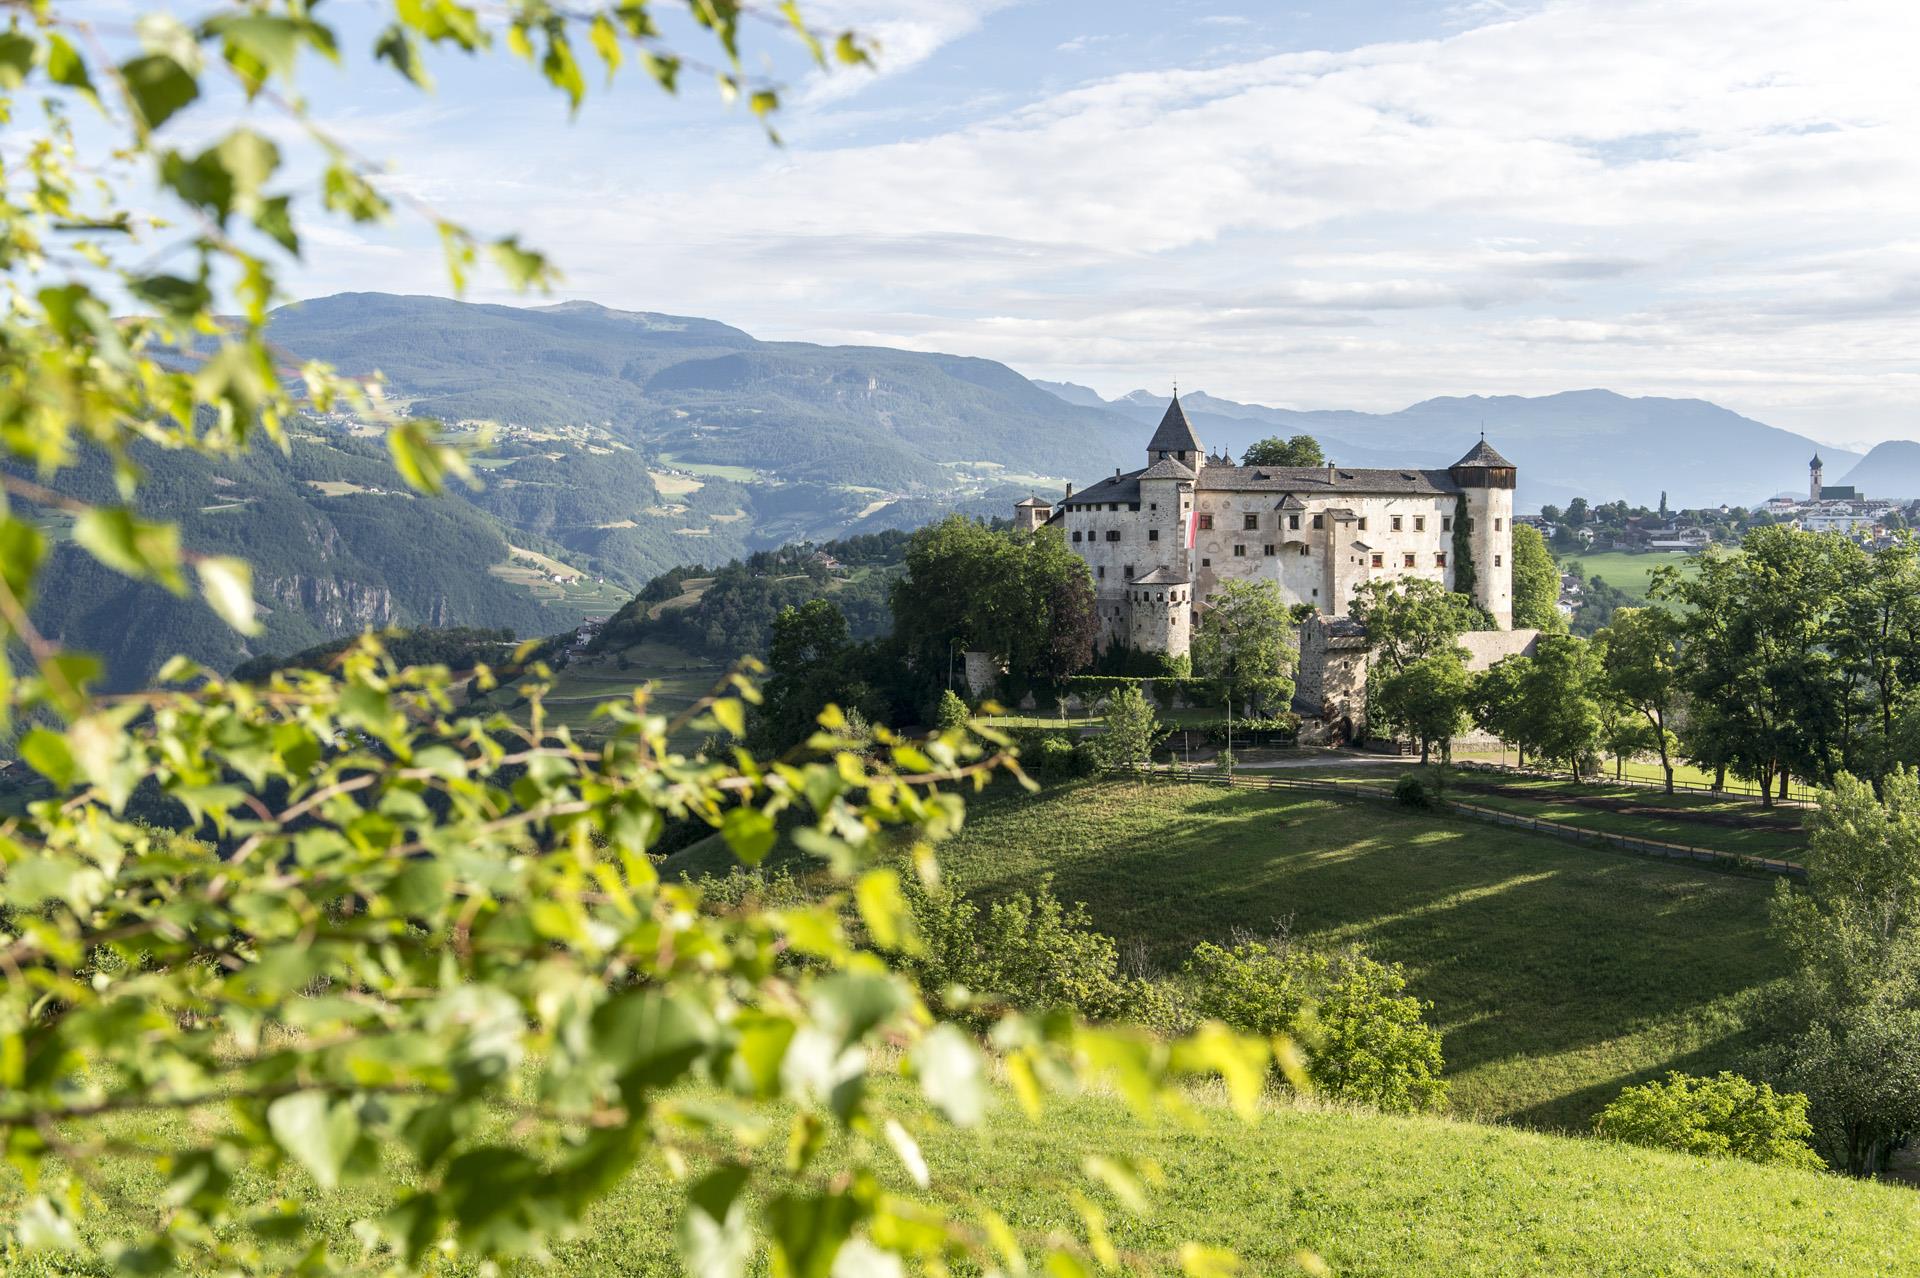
[1051,385,1862,511]
[1838,441,1920,500]
[1031,379,1107,408]
[268,294,1139,488]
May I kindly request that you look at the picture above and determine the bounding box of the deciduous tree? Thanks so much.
[1510,523,1563,632]
[1240,434,1324,467]
[1191,578,1298,712]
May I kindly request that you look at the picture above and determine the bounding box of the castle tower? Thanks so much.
[1448,438,1516,629]
[1145,392,1204,474]
[1810,453,1824,503]
[1013,495,1052,532]
[1126,568,1193,659]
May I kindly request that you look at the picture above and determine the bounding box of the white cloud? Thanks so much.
[792,0,1025,105]
[292,0,1920,442]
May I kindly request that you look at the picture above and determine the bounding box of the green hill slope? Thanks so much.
[929,780,1786,1129]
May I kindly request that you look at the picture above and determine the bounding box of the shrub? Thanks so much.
[1595,1072,1826,1169]
[1393,772,1431,808]
[936,688,971,732]
[1183,940,1448,1113]
[904,877,1176,1030]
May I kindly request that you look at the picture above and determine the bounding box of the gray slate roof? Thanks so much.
[1130,566,1191,585]
[1140,457,1196,480]
[1014,495,1051,508]
[1196,465,1462,495]
[1451,439,1515,469]
[1145,395,1203,455]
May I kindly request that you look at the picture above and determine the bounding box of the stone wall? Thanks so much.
[1293,619,1541,745]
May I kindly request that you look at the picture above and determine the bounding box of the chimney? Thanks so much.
[1065,481,1074,499]
[1115,467,1122,480]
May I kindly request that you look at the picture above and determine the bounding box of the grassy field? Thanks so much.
[1562,550,1698,601]
[656,452,760,482]
[470,638,728,739]
[928,780,1787,1129]
[18,1070,1920,1277]
[1275,764,1808,861]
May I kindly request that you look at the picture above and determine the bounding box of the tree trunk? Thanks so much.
[1713,764,1725,793]
[1759,763,1774,809]
[1616,753,1624,781]
[1778,768,1789,802]
[1420,739,1430,765]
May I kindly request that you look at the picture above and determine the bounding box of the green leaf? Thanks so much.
[129,273,213,319]
[374,23,433,90]
[197,555,260,634]
[676,1165,752,1278]
[119,53,200,131]
[205,14,304,88]
[765,1189,862,1278]
[0,33,33,89]
[720,806,777,866]
[18,728,76,789]
[266,1092,361,1190]
[811,971,905,1050]
[389,420,451,492]
[854,869,916,953]
[911,1024,986,1126]
[72,508,187,591]
[710,696,746,740]
[45,34,96,100]
[0,518,47,604]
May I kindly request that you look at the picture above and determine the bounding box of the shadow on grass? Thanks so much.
[943,780,1790,1127]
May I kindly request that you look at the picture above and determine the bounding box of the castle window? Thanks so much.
[1148,529,1159,541]
[1197,513,1214,530]
[1105,530,1120,541]
[1312,514,1324,530]
[1495,554,1503,566]
[1072,530,1082,542]
[1357,517,1368,531]
[1436,552,1447,567]
[1124,564,1135,579]
[1233,544,1246,557]
[1097,566,1105,578]
[1201,558,1211,567]
[1110,502,1120,511]
[1157,593,1164,602]
[1130,503,1140,512]
[1467,518,1476,532]
[1244,513,1259,530]
[1149,502,1157,511]
[1442,516,1453,532]
[1415,516,1425,532]
[1495,517,1504,530]
[1392,516,1403,532]
[1288,514,1300,530]
[1298,545,1310,557]
[1264,544,1276,556]
[1371,553,1384,568]
[1404,553,1416,568]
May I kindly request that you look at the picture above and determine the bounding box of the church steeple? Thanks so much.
[1810,453,1824,503]
[1145,391,1204,471]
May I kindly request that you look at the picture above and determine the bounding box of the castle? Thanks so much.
[1015,394,1517,658]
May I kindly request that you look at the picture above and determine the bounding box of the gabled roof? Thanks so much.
[1145,394,1203,456]
[1131,566,1191,586]
[1195,466,1459,495]
[1140,457,1196,480]
[1450,438,1514,469]
[1015,495,1050,508]
[1275,494,1307,510]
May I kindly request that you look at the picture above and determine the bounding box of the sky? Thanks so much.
[253,0,1920,448]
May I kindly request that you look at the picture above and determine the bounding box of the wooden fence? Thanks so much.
[1144,767,1805,880]
[1452,757,1819,808]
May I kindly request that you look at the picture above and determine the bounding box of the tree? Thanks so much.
[1183,941,1447,1114]
[1509,524,1563,632]
[0,6,1281,1273]
[1470,635,1604,774]
[754,598,880,751]
[1597,608,1683,792]
[1093,684,1165,774]
[1371,647,1472,764]
[1765,771,1920,1173]
[1348,577,1488,675]
[1240,434,1324,467]
[1190,579,1298,712]
[1594,1072,1823,1170]
[890,517,1097,700]
[936,688,971,732]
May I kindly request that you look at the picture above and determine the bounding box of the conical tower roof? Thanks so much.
[1145,393,1203,456]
